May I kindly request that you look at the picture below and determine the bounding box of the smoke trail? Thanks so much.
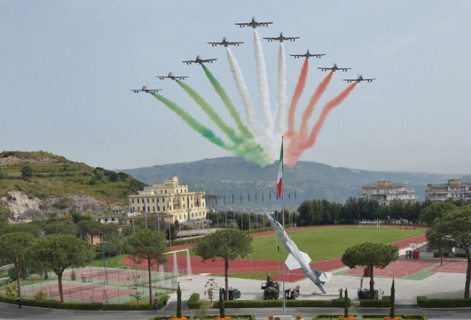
[226,48,278,161]
[286,58,309,137]
[253,30,273,130]
[150,92,231,150]
[175,80,242,144]
[201,65,254,139]
[298,71,334,139]
[275,43,287,135]
[226,48,261,137]
[286,82,357,166]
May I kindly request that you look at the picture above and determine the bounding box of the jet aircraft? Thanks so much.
[182,55,217,65]
[130,86,161,93]
[235,17,273,29]
[290,50,325,59]
[207,37,243,47]
[156,72,188,80]
[317,63,351,72]
[343,75,376,83]
[263,32,299,42]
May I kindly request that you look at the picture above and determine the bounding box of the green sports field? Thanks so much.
[249,226,424,262]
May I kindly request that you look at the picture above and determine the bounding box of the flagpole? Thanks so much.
[281,135,286,315]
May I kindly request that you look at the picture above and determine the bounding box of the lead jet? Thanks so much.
[156,72,188,80]
[235,17,273,29]
[263,32,299,42]
[343,75,376,83]
[182,55,217,65]
[290,50,325,59]
[317,63,351,72]
[207,37,243,47]
[130,86,162,93]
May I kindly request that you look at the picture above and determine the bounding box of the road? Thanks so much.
[1,302,471,320]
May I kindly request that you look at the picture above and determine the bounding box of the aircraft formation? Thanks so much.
[133,17,375,93]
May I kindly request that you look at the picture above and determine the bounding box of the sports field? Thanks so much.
[250,226,425,261]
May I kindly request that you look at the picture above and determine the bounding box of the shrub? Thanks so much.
[154,293,170,309]
[214,298,349,308]
[34,291,48,302]
[187,292,201,309]
[417,295,471,308]
[4,283,16,298]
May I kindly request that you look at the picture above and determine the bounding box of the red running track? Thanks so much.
[343,259,436,278]
[431,259,467,273]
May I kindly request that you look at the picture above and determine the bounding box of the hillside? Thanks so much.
[0,151,144,221]
[122,157,457,210]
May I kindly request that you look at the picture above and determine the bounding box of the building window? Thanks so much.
[132,199,134,204]
[163,206,165,211]
[152,198,155,203]
[137,199,140,203]
[147,198,149,203]
[153,206,155,211]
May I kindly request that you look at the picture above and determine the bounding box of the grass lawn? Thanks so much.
[250,226,424,262]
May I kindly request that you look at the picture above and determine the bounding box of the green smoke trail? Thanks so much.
[201,65,254,139]
[150,92,231,150]
[176,80,242,144]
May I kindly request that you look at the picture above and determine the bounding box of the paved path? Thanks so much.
[1,302,470,320]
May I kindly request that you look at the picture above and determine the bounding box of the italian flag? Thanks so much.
[276,139,283,198]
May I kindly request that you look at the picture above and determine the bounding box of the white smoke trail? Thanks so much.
[226,48,277,161]
[226,48,261,137]
[275,42,287,135]
[253,30,274,131]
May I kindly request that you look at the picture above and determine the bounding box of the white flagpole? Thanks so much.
[281,135,286,315]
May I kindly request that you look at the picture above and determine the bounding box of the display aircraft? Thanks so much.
[182,55,217,65]
[156,72,188,80]
[207,37,243,47]
[235,17,273,28]
[263,32,299,42]
[343,75,376,83]
[290,50,325,59]
[130,86,161,93]
[317,63,351,72]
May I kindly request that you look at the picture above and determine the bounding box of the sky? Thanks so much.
[1,0,471,173]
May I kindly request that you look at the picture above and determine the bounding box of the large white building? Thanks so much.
[426,179,471,202]
[362,181,417,205]
[129,176,206,223]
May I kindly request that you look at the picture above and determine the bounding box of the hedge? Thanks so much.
[155,293,170,309]
[417,295,471,308]
[215,298,349,308]
[150,316,255,320]
[359,297,391,308]
[362,315,426,320]
[0,295,152,310]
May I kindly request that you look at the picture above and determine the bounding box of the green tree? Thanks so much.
[344,288,349,317]
[21,164,32,180]
[176,284,182,318]
[420,202,457,227]
[43,221,78,236]
[194,228,252,300]
[431,206,471,298]
[30,234,94,302]
[390,279,395,318]
[77,220,102,241]
[341,242,399,298]
[425,229,454,257]
[0,232,35,298]
[125,229,167,304]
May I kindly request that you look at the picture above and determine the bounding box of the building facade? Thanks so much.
[362,181,417,205]
[129,176,206,223]
[426,179,471,202]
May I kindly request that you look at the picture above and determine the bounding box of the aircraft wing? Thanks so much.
[263,37,276,41]
[287,36,300,41]
[176,76,188,80]
[259,22,273,27]
[131,90,139,93]
[235,22,250,27]
[343,79,355,83]
[207,42,220,46]
[182,61,193,65]
[340,68,351,72]
[317,67,330,71]
[203,58,217,63]
[157,76,166,80]
[365,78,376,82]
[290,54,303,58]
[231,41,243,46]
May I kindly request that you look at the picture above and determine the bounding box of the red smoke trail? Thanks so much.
[298,71,334,140]
[286,58,309,138]
[286,82,357,166]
